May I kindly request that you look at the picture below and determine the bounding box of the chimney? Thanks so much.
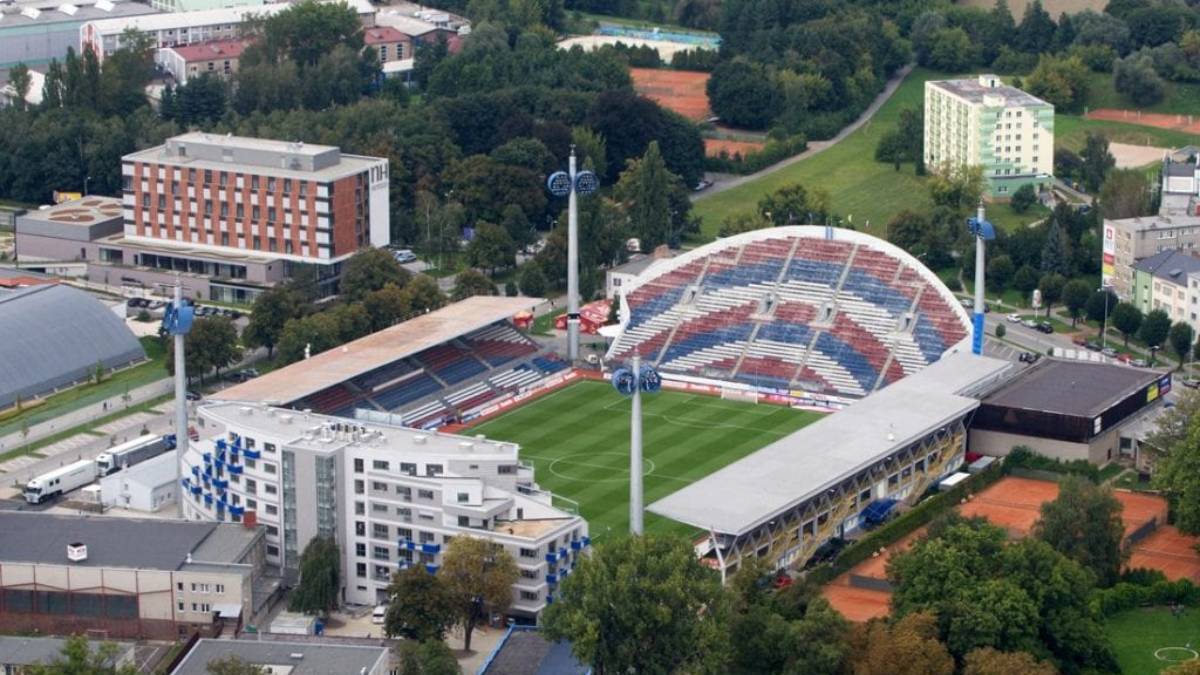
[67,542,88,563]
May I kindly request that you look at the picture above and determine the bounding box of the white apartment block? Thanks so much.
[924,74,1054,197]
[182,402,589,619]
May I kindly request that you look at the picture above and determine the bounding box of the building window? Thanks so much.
[356,543,366,557]
[354,458,364,473]
[457,492,469,503]
[400,462,416,475]
[373,460,389,471]
[418,489,434,500]
[426,464,443,477]
[372,481,388,492]
[263,462,276,474]
[458,515,470,527]
[372,523,389,539]
[356,563,367,578]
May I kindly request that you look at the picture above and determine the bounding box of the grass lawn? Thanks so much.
[1107,606,1200,675]
[691,68,1064,242]
[1055,114,1200,153]
[467,380,821,539]
[0,336,167,439]
[1082,72,1200,117]
[531,308,566,336]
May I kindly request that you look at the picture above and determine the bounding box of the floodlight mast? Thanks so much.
[546,150,599,363]
[162,279,195,517]
[968,200,995,355]
[611,356,661,534]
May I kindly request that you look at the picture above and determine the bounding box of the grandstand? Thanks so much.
[607,227,972,403]
[214,297,565,428]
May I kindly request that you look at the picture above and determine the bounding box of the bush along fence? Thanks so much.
[806,461,1006,586]
[704,135,808,175]
[1005,445,1102,482]
[1090,569,1200,617]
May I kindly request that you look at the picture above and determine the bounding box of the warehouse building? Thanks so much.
[969,359,1170,465]
[0,512,272,639]
[99,452,179,512]
[0,0,158,69]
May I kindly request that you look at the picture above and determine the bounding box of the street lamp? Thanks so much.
[84,176,92,197]
[1098,284,1112,351]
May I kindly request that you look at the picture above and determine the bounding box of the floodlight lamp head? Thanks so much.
[161,300,195,336]
[968,216,996,241]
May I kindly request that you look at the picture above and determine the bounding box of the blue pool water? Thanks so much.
[596,25,721,49]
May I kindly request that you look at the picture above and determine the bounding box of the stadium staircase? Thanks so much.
[609,232,969,400]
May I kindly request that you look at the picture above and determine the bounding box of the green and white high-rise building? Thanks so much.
[924,74,1054,198]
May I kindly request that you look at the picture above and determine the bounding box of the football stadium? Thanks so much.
[217,226,1015,574]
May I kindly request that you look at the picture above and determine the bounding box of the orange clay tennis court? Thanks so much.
[630,68,711,122]
[822,476,1193,621]
[1086,108,1200,135]
[704,138,765,159]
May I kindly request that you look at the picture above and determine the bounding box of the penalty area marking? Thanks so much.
[524,452,692,484]
[1155,647,1199,663]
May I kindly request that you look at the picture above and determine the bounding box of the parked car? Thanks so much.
[1181,379,1200,389]
[803,537,847,570]
[1072,336,1087,347]
[1019,351,1041,364]
[1084,340,1102,352]
[1007,313,1021,323]
[1036,322,1054,334]
[1102,347,1118,358]
[1022,319,1038,329]
[185,391,202,401]
[392,249,417,263]
[1131,359,1149,368]
[372,605,388,625]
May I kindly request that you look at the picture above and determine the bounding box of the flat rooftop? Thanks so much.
[85,0,371,34]
[0,0,157,28]
[1107,214,1200,232]
[0,512,257,570]
[650,353,1011,535]
[97,233,284,264]
[980,358,1160,418]
[16,196,122,226]
[199,401,522,459]
[928,75,1050,108]
[214,296,542,404]
[0,636,132,667]
[171,639,386,675]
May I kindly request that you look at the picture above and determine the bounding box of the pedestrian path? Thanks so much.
[38,432,100,459]
[94,411,157,436]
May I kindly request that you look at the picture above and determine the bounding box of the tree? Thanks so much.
[394,640,461,675]
[464,221,516,275]
[166,316,242,382]
[1040,219,1071,276]
[927,163,984,213]
[845,613,954,675]
[544,535,731,675]
[8,63,32,110]
[384,565,456,641]
[401,274,447,314]
[1013,265,1040,299]
[963,648,1058,675]
[1017,0,1056,53]
[1139,308,1172,350]
[929,27,980,71]
[1108,303,1142,348]
[340,248,411,300]
[1038,274,1066,318]
[758,183,830,226]
[253,0,364,68]
[1114,51,1166,106]
[987,255,1015,290]
[25,635,139,675]
[1062,279,1092,327]
[204,656,268,675]
[706,57,779,129]
[444,155,546,226]
[500,204,534,251]
[1009,184,1037,213]
[289,537,340,615]
[452,268,498,300]
[1150,397,1200,534]
[243,286,300,359]
[440,536,519,651]
[1086,288,1118,324]
[1080,132,1116,193]
[518,264,548,297]
[1033,476,1126,586]
[1024,54,1090,113]
[1169,321,1195,368]
[614,141,685,249]
[1099,168,1154,219]
[363,283,410,331]
[718,212,773,237]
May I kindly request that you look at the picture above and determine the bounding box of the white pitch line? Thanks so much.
[521,454,695,484]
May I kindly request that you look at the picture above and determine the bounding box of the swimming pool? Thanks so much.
[596,25,720,49]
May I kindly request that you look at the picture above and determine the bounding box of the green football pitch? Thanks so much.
[1107,607,1200,675]
[468,380,822,540]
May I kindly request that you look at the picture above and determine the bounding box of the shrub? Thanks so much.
[995,323,1006,339]
[1006,445,1101,482]
[703,135,808,175]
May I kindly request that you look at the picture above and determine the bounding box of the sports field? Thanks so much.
[1107,607,1200,675]
[468,380,822,540]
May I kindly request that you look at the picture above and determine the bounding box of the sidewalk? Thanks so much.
[0,378,173,455]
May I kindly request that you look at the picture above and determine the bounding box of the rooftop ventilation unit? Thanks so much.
[67,542,88,562]
[20,6,41,18]
[58,3,77,14]
[94,0,115,11]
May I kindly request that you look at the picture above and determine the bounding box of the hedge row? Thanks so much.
[703,135,808,175]
[807,462,1007,586]
[1090,570,1199,616]
[1006,445,1101,482]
